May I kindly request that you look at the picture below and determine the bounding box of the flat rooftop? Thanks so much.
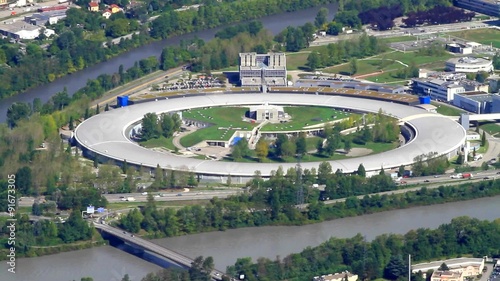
[0,20,39,32]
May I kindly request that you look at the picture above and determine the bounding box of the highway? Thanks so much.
[18,189,242,207]
[94,223,226,280]
[104,190,242,203]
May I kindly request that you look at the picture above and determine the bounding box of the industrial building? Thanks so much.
[412,71,489,101]
[454,0,500,17]
[446,43,472,54]
[453,91,500,113]
[445,57,493,73]
[239,52,287,86]
[0,20,54,39]
[295,79,405,94]
[24,11,67,26]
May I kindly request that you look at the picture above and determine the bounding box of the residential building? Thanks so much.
[239,52,287,86]
[109,4,121,13]
[313,271,358,281]
[431,271,463,281]
[88,2,99,12]
[454,0,500,17]
[445,57,493,73]
[102,9,111,19]
[412,257,485,278]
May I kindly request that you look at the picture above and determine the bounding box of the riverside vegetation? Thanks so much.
[128,216,500,281]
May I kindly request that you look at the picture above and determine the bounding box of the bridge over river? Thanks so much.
[94,223,226,280]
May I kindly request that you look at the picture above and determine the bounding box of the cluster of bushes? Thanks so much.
[403,6,475,27]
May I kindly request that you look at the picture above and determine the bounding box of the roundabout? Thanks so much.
[74,91,467,178]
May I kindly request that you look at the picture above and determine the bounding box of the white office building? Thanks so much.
[445,57,493,73]
[412,78,465,101]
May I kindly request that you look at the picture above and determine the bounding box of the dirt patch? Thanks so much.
[345,147,373,157]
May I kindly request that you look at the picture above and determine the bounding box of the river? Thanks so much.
[0,4,338,123]
[2,196,499,281]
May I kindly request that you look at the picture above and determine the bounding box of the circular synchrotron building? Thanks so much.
[74,87,466,181]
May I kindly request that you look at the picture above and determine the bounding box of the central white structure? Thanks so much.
[445,57,493,73]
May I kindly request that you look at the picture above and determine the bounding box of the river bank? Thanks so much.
[0,4,338,122]
[1,195,499,281]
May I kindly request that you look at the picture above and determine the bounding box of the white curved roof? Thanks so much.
[74,93,466,177]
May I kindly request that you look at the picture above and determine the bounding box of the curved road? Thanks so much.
[74,92,466,177]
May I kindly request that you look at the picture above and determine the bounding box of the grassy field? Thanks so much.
[431,102,466,116]
[446,28,500,49]
[379,35,417,44]
[286,52,310,70]
[261,106,352,132]
[140,136,176,150]
[324,50,453,78]
[480,122,500,136]
[181,107,255,147]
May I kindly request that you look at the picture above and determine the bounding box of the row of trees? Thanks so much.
[306,34,384,71]
[403,6,475,27]
[226,216,500,281]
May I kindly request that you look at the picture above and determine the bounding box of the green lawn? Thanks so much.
[261,106,353,132]
[286,52,310,70]
[446,28,500,49]
[431,102,465,116]
[140,136,176,150]
[323,59,401,76]
[479,122,500,136]
[181,107,255,147]
[351,141,399,154]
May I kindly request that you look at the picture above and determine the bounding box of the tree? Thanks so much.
[398,165,405,177]
[349,58,358,75]
[16,166,33,195]
[7,102,32,128]
[32,98,42,113]
[438,263,449,271]
[315,8,329,28]
[93,157,99,168]
[384,255,407,280]
[481,161,489,171]
[141,112,160,140]
[295,134,307,156]
[69,116,74,130]
[96,104,100,114]
[481,131,486,146]
[344,138,352,153]
[357,163,366,177]
[255,139,269,162]
[316,139,324,155]
[105,104,109,111]
[306,52,321,71]
[456,154,464,165]
[327,21,343,35]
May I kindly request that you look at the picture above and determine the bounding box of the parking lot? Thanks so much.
[488,264,500,281]
[153,76,225,91]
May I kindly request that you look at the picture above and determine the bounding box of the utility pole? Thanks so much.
[408,254,412,281]
[296,155,304,207]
